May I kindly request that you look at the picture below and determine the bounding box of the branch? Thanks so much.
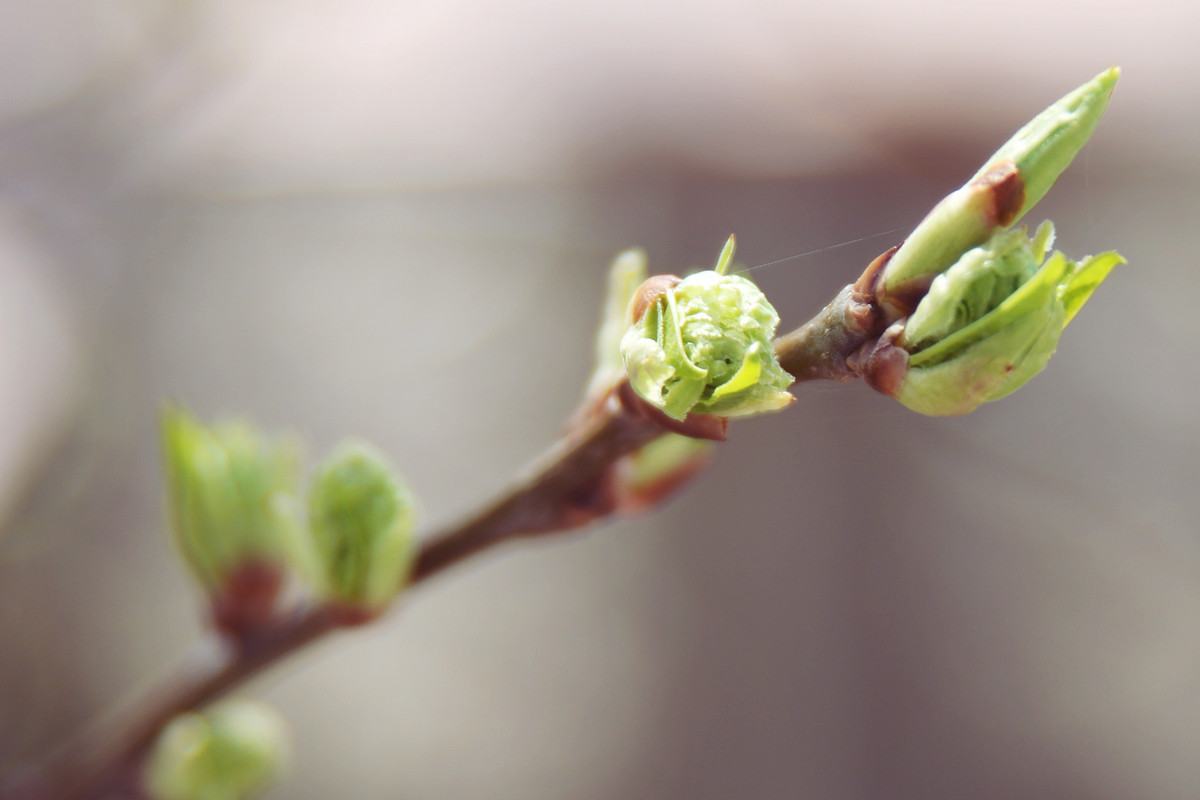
[2,392,669,800]
[6,67,1125,800]
[3,271,882,800]
[6,609,342,800]
[772,247,897,384]
[413,405,665,581]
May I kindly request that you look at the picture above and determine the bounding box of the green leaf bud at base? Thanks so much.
[144,699,290,800]
[614,432,714,512]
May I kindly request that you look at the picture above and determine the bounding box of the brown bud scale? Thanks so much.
[848,322,909,397]
[971,159,1026,229]
[628,275,682,324]
[211,561,286,640]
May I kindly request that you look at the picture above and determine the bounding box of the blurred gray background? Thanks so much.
[2,1,1198,798]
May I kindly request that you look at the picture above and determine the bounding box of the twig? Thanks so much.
[412,402,665,582]
[3,311,873,800]
[3,393,673,800]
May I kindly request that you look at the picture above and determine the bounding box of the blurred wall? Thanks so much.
[2,2,1199,799]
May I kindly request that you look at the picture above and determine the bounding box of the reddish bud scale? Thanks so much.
[628,274,681,324]
[847,322,909,398]
[210,561,286,640]
[975,159,1026,229]
[614,447,714,513]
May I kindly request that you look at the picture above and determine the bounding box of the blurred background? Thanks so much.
[2,1,1198,798]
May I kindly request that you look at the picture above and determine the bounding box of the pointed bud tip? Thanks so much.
[714,234,737,275]
[878,68,1122,299]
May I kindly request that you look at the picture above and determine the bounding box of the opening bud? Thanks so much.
[144,699,290,800]
[861,222,1124,415]
[161,407,308,635]
[620,236,794,421]
[307,442,417,620]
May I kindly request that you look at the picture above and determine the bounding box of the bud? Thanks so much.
[144,699,290,800]
[584,247,649,402]
[161,407,308,634]
[307,442,417,619]
[613,432,713,511]
[860,222,1124,416]
[878,67,1120,314]
[620,235,794,421]
[973,66,1120,221]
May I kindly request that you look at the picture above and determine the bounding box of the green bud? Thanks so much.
[973,67,1120,220]
[307,442,417,615]
[620,236,795,421]
[585,247,649,401]
[876,222,1124,416]
[881,68,1119,305]
[144,699,290,800]
[615,432,714,510]
[161,407,308,620]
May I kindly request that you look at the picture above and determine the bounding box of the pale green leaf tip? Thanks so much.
[1061,251,1125,326]
[713,234,737,275]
